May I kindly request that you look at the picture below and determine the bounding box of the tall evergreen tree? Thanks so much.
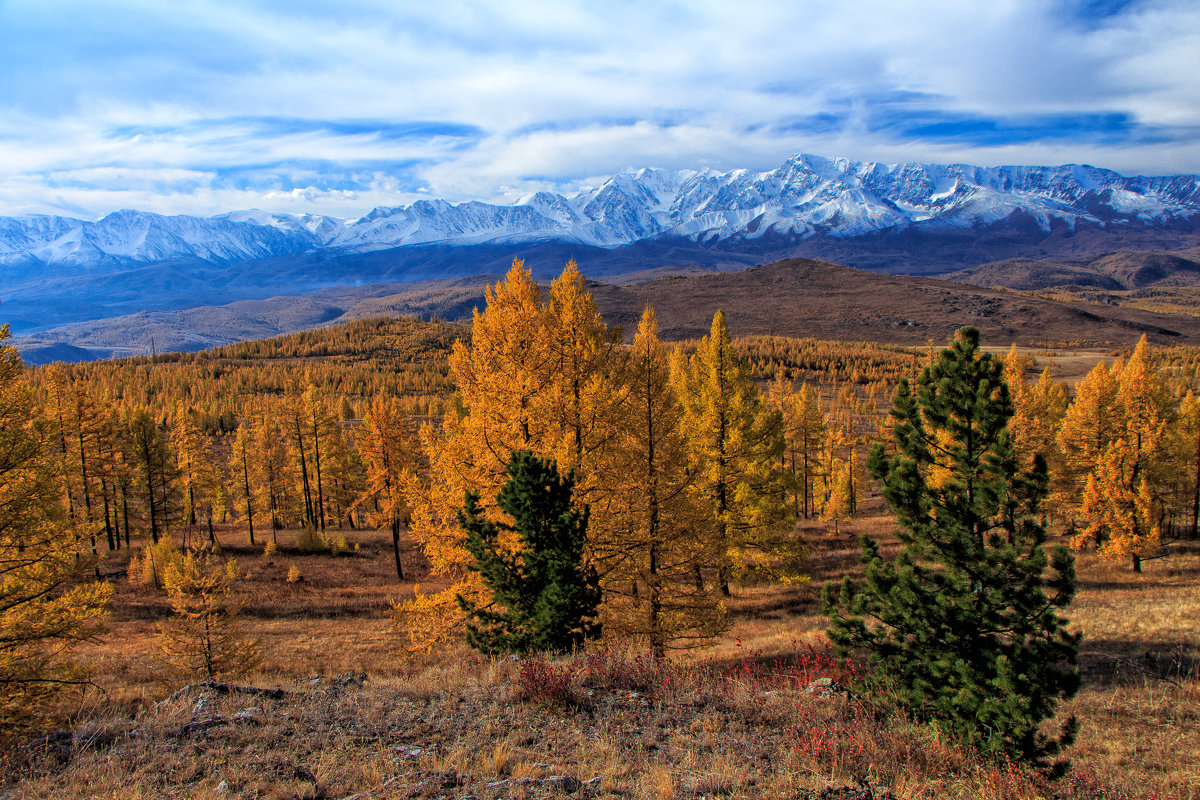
[128,409,182,543]
[457,451,601,655]
[172,406,223,548]
[824,327,1079,767]
[230,418,257,546]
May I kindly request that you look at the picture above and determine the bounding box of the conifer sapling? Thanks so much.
[457,451,601,654]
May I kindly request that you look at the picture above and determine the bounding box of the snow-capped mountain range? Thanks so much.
[4,154,1199,268]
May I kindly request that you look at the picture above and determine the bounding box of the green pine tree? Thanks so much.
[457,450,601,655]
[823,327,1080,767]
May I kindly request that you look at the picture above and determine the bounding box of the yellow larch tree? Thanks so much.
[248,410,294,542]
[398,259,577,651]
[819,408,851,516]
[671,310,791,594]
[44,370,120,563]
[1005,349,1070,512]
[592,308,725,655]
[0,326,111,734]
[324,423,365,532]
[822,458,853,537]
[766,373,802,519]
[1004,347,1050,461]
[356,395,421,580]
[1057,359,1122,516]
[279,393,319,531]
[229,417,257,546]
[301,384,341,532]
[794,382,827,519]
[172,407,224,549]
[1115,337,1173,488]
[1177,391,1200,539]
[1065,338,1173,568]
[539,259,624,479]
[158,550,259,681]
[1080,440,1160,572]
[127,408,182,543]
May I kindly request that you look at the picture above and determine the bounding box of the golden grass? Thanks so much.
[3,506,1197,800]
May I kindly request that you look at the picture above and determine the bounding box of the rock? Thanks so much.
[393,745,423,758]
[543,775,581,793]
[232,708,264,725]
[333,671,367,688]
[805,677,837,698]
[191,691,218,716]
[215,779,230,794]
[175,716,230,737]
[27,729,74,758]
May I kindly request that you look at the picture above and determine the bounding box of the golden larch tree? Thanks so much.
[356,395,420,579]
[229,417,257,545]
[794,382,827,519]
[1177,390,1200,538]
[0,326,111,734]
[158,550,260,681]
[397,259,627,651]
[172,407,224,549]
[593,308,725,654]
[671,310,792,594]
[1080,440,1161,572]
[539,259,624,478]
[248,410,295,540]
[1057,359,1122,510]
[398,259,561,651]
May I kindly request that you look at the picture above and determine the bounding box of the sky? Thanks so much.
[0,0,1197,220]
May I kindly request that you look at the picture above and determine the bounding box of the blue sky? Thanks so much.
[0,0,1196,219]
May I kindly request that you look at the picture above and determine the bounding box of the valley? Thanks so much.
[17,254,1200,365]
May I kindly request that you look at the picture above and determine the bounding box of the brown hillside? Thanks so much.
[944,248,1200,291]
[586,257,1200,346]
[18,256,1200,362]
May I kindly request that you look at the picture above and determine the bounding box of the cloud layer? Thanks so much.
[1,0,1197,218]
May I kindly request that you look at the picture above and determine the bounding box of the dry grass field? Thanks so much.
[2,491,1197,800]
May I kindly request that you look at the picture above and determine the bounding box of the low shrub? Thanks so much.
[516,657,578,709]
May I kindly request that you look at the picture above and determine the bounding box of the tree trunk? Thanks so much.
[1192,425,1200,539]
[311,408,326,532]
[241,449,255,546]
[391,519,404,580]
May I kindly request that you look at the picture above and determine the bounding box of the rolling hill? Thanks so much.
[17,256,1200,364]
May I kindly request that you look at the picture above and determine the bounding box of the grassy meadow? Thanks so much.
[5,489,1196,800]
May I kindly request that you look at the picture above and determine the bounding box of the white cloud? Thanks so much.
[0,0,1196,217]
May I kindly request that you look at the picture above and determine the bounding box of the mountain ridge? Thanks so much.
[4,154,1199,270]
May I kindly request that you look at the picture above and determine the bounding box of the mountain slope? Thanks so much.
[944,248,1200,291]
[585,258,1200,346]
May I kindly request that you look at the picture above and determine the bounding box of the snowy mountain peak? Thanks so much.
[2,154,1199,269]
